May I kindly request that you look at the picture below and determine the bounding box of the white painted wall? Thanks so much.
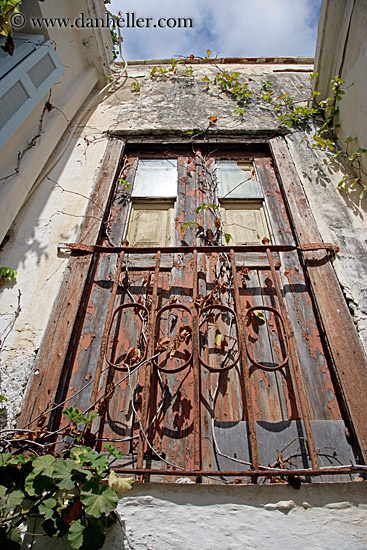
[314,0,367,184]
[25,483,367,549]
[0,0,113,243]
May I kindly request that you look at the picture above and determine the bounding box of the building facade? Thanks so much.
[0,2,367,548]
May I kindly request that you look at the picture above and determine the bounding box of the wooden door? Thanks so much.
[57,145,356,481]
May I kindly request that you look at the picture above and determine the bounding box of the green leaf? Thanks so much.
[42,517,69,539]
[0,486,7,512]
[0,453,12,467]
[180,221,199,232]
[104,444,122,461]
[7,489,24,509]
[254,311,265,321]
[80,451,109,476]
[80,481,118,518]
[101,512,118,529]
[68,519,86,549]
[224,233,232,244]
[0,525,22,550]
[32,454,56,477]
[196,203,218,215]
[0,267,17,281]
[24,455,57,496]
[62,407,83,422]
[53,459,82,490]
[83,519,106,550]
[53,460,76,490]
[38,497,57,520]
[0,395,7,403]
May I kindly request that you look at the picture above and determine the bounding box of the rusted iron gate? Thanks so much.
[58,239,360,481]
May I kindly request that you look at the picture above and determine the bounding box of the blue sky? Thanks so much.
[108,0,322,61]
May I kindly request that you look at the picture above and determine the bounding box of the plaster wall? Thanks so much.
[0,0,113,242]
[0,132,108,427]
[314,0,367,183]
[26,483,367,549]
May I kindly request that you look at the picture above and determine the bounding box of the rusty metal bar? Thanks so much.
[137,251,161,469]
[229,248,259,471]
[89,251,125,410]
[192,249,202,472]
[262,238,319,470]
[114,466,364,477]
[59,243,338,255]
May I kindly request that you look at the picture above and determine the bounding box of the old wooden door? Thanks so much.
[56,143,356,481]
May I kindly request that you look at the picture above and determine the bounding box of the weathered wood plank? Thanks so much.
[62,157,137,416]
[18,138,125,428]
[256,156,342,422]
[270,136,367,461]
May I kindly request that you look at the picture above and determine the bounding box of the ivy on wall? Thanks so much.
[148,53,367,199]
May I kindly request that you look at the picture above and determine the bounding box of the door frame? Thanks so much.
[18,134,367,464]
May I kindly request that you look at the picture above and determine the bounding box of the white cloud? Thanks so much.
[108,0,321,60]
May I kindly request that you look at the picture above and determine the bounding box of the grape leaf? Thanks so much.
[68,519,86,549]
[80,481,118,518]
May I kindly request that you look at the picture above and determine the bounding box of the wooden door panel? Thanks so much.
[56,148,353,479]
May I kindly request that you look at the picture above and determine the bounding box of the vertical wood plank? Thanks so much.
[270,136,367,461]
[18,138,125,428]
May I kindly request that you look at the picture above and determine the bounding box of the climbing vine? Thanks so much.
[148,53,367,199]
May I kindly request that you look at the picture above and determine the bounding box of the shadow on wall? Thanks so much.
[0,133,94,275]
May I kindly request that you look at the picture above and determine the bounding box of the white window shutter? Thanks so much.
[0,39,64,150]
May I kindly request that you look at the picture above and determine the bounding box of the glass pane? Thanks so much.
[132,159,177,197]
[216,160,263,199]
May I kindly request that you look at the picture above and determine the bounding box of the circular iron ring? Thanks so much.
[153,303,193,373]
[199,304,241,373]
[106,303,149,371]
[244,305,289,371]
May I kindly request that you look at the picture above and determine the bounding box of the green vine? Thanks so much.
[0,408,134,549]
[149,56,367,199]
[0,267,17,285]
[181,202,232,244]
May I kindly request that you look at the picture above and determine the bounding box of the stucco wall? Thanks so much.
[0,0,113,243]
[314,0,367,184]
[25,482,367,549]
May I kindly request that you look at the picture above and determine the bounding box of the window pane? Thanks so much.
[216,160,263,199]
[132,159,177,197]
